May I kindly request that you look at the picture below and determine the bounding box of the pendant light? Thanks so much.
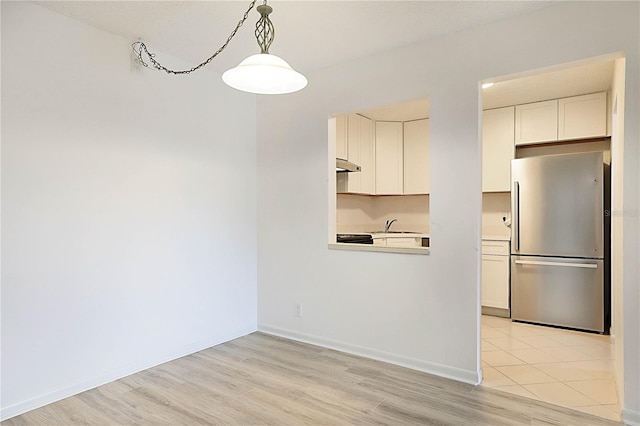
[223,4,307,94]
[132,0,306,95]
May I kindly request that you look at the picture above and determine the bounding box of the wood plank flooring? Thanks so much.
[2,332,623,425]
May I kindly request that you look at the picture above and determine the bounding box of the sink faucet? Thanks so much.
[384,219,397,232]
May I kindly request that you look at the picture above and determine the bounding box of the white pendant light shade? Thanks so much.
[222,53,307,95]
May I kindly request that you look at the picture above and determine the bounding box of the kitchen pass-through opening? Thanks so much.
[328,97,431,254]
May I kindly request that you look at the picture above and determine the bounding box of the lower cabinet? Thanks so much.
[373,235,426,248]
[386,237,421,247]
[481,240,510,312]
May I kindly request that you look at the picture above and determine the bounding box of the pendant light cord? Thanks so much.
[132,0,257,75]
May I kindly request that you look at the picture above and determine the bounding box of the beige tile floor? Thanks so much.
[481,315,620,421]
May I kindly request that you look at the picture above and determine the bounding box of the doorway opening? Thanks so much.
[479,54,625,422]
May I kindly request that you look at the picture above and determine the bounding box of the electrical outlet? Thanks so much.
[295,303,302,318]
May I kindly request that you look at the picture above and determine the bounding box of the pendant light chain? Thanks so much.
[132,0,258,75]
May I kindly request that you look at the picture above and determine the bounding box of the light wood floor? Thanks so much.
[3,332,623,425]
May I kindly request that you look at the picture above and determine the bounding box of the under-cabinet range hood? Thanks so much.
[336,158,361,173]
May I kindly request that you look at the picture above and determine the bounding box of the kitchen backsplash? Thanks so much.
[482,192,511,238]
[336,194,430,234]
[337,192,510,238]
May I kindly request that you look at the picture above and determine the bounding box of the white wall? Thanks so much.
[481,193,510,239]
[256,2,640,423]
[1,2,257,420]
[611,56,627,413]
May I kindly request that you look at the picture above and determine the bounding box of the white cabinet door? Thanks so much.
[346,114,375,194]
[481,241,510,310]
[482,107,514,192]
[515,99,558,145]
[558,92,607,140]
[373,237,386,246]
[335,114,347,160]
[375,121,404,195]
[381,237,422,247]
[346,114,361,192]
[359,115,376,194]
[403,119,430,195]
[481,255,510,309]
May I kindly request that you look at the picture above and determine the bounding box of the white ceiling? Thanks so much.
[482,59,615,110]
[359,97,430,122]
[36,0,555,75]
[35,1,614,121]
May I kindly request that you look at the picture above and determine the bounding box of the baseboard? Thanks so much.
[0,325,256,422]
[622,407,640,426]
[259,323,480,386]
[481,306,510,318]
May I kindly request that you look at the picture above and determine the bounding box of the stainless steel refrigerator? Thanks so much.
[510,151,610,333]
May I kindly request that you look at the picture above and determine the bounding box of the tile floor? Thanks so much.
[481,315,620,421]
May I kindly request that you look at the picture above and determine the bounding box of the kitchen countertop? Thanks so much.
[329,243,429,255]
[482,235,510,241]
[370,232,429,239]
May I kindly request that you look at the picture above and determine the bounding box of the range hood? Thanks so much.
[336,158,361,173]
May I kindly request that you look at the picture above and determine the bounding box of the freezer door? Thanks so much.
[511,152,604,258]
[511,256,604,332]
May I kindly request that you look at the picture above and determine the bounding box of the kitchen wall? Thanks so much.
[256,2,639,424]
[336,194,429,234]
[335,194,374,233]
[1,2,257,419]
[481,193,510,239]
[516,139,611,162]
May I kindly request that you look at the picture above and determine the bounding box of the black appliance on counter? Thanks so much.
[336,234,373,244]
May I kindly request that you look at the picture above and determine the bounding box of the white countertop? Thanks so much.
[482,235,510,241]
[370,232,429,239]
[329,243,429,255]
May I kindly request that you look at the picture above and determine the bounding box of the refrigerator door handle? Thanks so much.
[514,259,598,269]
[513,181,520,251]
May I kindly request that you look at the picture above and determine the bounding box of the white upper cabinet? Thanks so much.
[375,121,404,195]
[346,114,375,194]
[482,107,514,192]
[337,113,430,196]
[335,114,347,160]
[558,92,607,140]
[346,114,361,192]
[403,119,430,195]
[515,99,558,145]
[514,92,608,146]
